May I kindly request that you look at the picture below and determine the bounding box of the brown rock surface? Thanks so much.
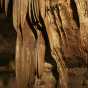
[0,0,88,88]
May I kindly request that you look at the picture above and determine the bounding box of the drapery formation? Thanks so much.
[0,0,88,88]
[13,0,67,88]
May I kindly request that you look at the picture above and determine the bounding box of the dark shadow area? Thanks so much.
[0,13,16,88]
[0,13,16,64]
[70,0,80,28]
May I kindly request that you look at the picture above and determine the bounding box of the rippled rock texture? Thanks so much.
[0,0,88,88]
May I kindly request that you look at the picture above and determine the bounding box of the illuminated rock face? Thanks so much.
[0,0,88,88]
